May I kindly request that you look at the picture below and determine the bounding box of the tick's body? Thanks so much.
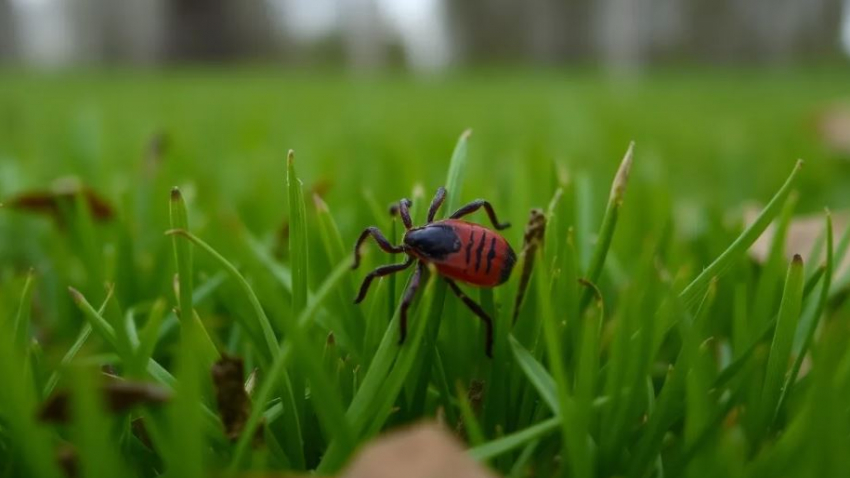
[352,187,515,357]
[405,219,515,287]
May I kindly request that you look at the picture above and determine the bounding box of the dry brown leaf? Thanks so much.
[56,443,78,478]
[211,354,261,443]
[745,207,850,279]
[39,379,171,423]
[512,208,546,322]
[4,177,114,223]
[456,379,486,439]
[341,422,499,478]
[816,102,850,155]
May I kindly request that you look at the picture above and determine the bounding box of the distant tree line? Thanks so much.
[0,0,845,69]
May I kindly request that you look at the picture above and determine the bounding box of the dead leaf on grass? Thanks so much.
[745,206,850,279]
[211,354,262,443]
[4,177,114,223]
[815,102,850,155]
[341,422,499,478]
[39,379,171,423]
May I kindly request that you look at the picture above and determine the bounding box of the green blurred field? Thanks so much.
[1,69,850,477]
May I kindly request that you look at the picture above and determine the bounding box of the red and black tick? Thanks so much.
[352,186,516,357]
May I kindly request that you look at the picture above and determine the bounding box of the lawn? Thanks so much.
[1,68,849,477]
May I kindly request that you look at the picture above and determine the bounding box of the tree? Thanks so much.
[0,0,16,62]
[165,0,276,61]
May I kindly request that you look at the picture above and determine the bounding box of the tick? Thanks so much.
[352,186,516,357]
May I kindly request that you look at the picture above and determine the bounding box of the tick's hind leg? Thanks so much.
[398,261,424,345]
[352,226,405,269]
[426,187,446,223]
[449,199,510,230]
[354,256,414,303]
[445,279,494,358]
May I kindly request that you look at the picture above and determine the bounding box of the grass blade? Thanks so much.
[580,141,634,311]
[288,150,309,318]
[469,416,561,462]
[12,269,36,351]
[69,368,130,478]
[313,193,366,356]
[43,288,115,396]
[135,299,168,373]
[777,212,833,418]
[573,285,604,476]
[759,254,804,433]
[167,311,206,478]
[229,258,352,472]
[509,334,558,412]
[69,287,120,350]
[751,192,797,326]
[0,312,63,478]
[444,128,472,213]
[167,230,278,364]
[169,188,220,366]
[170,187,195,323]
[456,381,487,446]
[318,271,445,472]
[679,160,803,308]
[167,228,308,468]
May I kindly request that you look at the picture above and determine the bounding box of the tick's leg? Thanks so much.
[390,198,414,229]
[449,199,510,230]
[445,279,494,357]
[398,261,424,345]
[426,187,446,223]
[354,256,415,304]
[352,227,405,269]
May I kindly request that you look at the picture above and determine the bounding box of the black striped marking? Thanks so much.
[486,237,497,274]
[465,230,475,265]
[475,230,487,271]
[498,245,517,284]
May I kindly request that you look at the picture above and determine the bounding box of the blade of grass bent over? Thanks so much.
[679,160,803,308]
[469,416,561,461]
[43,288,114,396]
[67,286,225,434]
[752,192,797,327]
[166,230,279,364]
[510,335,558,412]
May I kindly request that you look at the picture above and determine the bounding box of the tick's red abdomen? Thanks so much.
[430,219,516,287]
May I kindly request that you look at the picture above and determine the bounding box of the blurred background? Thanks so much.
[1,0,849,72]
[2,0,850,278]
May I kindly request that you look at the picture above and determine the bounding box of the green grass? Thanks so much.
[2,68,850,477]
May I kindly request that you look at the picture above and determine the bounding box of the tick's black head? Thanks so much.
[403,223,462,260]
